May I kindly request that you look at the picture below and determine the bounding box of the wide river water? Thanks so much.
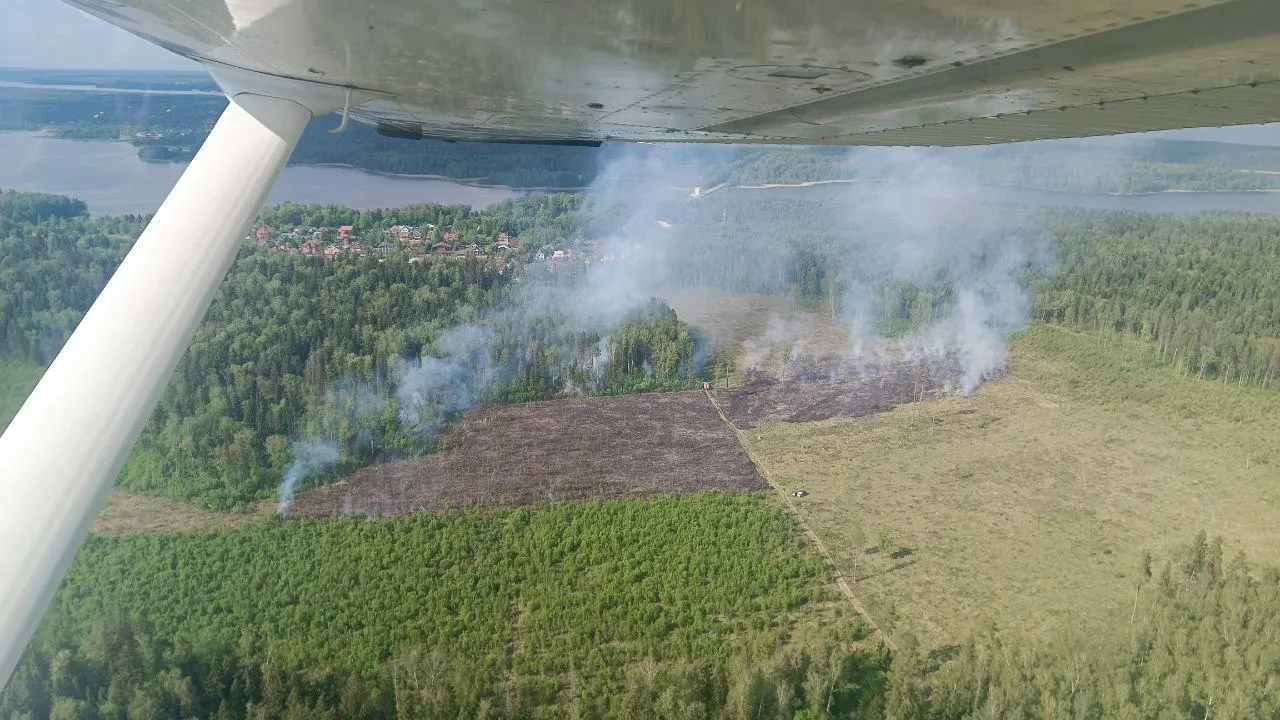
[5,130,1280,217]
[0,132,521,216]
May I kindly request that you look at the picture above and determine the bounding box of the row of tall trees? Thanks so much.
[1032,210,1280,387]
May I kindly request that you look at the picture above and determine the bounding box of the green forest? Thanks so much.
[0,192,697,508]
[4,506,1277,718]
[1032,210,1280,387]
[3,494,888,719]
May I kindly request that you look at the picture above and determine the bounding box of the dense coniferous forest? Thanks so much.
[1032,210,1280,386]
[4,516,1275,717]
[2,494,889,719]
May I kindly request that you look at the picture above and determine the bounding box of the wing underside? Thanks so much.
[64,0,1280,145]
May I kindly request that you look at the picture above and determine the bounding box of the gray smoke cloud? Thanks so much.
[278,133,1178,504]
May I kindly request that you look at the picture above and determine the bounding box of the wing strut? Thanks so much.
[0,93,310,685]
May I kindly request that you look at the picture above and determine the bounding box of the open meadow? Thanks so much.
[743,324,1280,647]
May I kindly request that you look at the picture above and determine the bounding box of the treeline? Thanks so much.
[0,190,88,224]
[287,122,599,189]
[1033,210,1280,387]
[2,494,889,719]
[720,147,1278,193]
[0,88,224,139]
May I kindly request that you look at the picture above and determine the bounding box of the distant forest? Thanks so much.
[8,83,1280,192]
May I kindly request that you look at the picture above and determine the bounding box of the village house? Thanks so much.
[388,225,416,242]
[443,231,458,242]
[375,241,396,253]
[299,241,318,256]
[323,245,342,259]
[337,225,354,241]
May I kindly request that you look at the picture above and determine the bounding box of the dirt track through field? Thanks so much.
[703,387,896,652]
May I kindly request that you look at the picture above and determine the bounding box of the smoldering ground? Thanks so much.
[277,135,1174,503]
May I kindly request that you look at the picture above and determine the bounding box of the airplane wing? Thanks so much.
[65,0,1280,145]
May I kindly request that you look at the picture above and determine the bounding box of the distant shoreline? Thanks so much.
[3,129,1277,198]
[290,163,586,193]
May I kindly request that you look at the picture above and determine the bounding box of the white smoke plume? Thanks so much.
[278,134,1161,503]
[277,437,340,512]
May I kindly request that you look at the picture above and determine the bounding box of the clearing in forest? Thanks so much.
[288,390,766,516]
[744,324,1280,648]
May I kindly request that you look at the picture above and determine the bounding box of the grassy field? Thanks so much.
[744,324,1280,647]
[0,357,41,431]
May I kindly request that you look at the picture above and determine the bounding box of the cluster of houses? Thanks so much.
[248,224,523,260]
[244,224,635,275]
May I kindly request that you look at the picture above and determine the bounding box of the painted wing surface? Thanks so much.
[64,0,1280,145]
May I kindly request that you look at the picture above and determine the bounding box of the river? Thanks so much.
[6,130,1280,217]
[0,132,523,216]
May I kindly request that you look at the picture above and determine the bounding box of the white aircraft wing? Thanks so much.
[64,0,1280,145]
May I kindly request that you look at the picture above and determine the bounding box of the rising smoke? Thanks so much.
[277,437,340,512]
[276,136,1144,505]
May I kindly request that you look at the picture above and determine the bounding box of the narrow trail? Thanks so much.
[703,388,897,652]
